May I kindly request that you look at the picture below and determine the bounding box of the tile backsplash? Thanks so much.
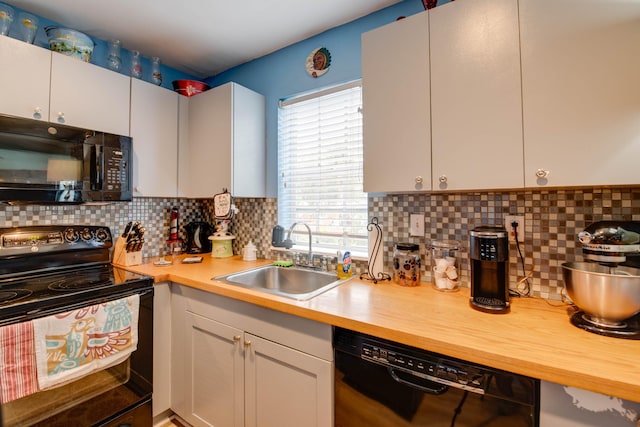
[2,186,637,300]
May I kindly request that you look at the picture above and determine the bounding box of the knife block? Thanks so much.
[112,237,143,267]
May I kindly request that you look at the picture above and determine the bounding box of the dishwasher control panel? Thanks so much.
[361,342,487,394]
[334,327,539,408]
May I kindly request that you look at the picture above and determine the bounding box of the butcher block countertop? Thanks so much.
[124,255,640,403]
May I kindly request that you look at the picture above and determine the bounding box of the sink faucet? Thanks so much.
[286,222,313,267]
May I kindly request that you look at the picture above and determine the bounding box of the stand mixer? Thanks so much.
[578,221,640,268]
[563,221,640,339]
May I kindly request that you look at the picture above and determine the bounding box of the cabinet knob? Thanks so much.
[56,112,65,123]
[438,175,448,184]
[415,176,424,184]
[244,340,252,347]
[233,335,241,343]
[33,107,42,119]
[535,169,549,179]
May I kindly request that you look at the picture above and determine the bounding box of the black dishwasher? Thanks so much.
[334,327,539,427]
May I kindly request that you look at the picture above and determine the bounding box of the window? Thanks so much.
[278,81,368,256]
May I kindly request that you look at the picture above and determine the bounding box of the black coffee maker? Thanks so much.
[185,221,214,254]
[469,226,510,313]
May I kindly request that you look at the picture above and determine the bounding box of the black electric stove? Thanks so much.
[0,225,153,326]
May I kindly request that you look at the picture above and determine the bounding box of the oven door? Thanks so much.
[0,288,153,427]
[335,349,538,427]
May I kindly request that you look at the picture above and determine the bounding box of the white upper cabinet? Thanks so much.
[0,36,50,121]
[130,79,179,197]
[430,0,523,191]
[180,82,266,198]
[520,0,640,187]
[362,12,431,193]
[50,53,131,135]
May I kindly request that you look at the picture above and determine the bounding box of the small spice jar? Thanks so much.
[430,240,461,291]
[393,243,421,286]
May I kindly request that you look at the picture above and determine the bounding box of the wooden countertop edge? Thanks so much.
[124,255,640,402]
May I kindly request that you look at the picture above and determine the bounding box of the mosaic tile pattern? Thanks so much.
[1,186,638,300]
[369,187,640,300]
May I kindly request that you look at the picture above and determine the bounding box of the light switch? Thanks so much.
[409,214,424,237]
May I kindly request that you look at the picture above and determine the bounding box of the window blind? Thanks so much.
[278,83,368,254]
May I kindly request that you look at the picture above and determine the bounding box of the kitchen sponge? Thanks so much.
[273,260,294,267]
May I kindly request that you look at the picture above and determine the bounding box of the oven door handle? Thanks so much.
[11,287,154,324]
[388,367,449,395]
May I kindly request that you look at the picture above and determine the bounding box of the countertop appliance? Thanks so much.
[0,225,153,426]
[185,221,213,254]
[0,114,132,204]
[334,327,540,427]
[564,221,640,339]
[469,226,510,313]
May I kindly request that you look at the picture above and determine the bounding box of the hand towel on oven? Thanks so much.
[33,294,140,390]
[0,322,39,403]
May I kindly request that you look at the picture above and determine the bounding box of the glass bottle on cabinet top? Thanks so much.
[17,12,37,44]
[151,56,162,85]
[131,50,142,79]
[107,39,122,71]
[0,3,14,36]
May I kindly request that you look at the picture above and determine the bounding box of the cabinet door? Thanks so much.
[430,0,523,191]
[0,37,50,120]
[184,82,266,198]
[245,333,333,427]
[50,53,131,135]
[183,312,245,427]
[130,79,179,197]
[362,12,431,193]
[152,283,172,417]
[520,0,640,187]
[231,84,266,197]
[186,84,232,198]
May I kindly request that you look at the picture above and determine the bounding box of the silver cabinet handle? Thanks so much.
[439,175,447,184]
[415,176,423,184]
[535,169,549,179]
[33,107,42,119]
[57,112,65,123]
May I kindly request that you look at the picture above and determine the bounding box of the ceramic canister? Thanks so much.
[209,235,235,258]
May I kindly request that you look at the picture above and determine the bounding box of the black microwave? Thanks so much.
[0,115,132,204]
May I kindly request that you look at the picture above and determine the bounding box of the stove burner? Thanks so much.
[0,289,33,304]
[48,277,113,292]
[571,311,640,340]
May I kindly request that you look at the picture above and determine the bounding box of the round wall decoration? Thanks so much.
[306,46,331,78]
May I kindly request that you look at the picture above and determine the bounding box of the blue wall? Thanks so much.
[206,0,430,197]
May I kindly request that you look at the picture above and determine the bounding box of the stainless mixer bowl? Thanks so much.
[562,262,640,324]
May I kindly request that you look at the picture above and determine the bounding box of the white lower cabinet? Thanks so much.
[153,282,172,418]
[171,285,333,427]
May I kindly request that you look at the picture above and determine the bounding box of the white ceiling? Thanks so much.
[5,0,403,79]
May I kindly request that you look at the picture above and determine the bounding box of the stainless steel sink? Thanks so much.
[214,265,353,300]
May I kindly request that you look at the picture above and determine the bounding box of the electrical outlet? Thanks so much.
[409,213,425,237]
[505,215,525,242]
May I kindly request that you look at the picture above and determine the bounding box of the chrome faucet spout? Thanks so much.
[286,222,313,265]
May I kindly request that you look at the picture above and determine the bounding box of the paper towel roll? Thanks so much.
[368,223,384,278]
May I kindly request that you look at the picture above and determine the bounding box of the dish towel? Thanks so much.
[33,294,140,390]
[0,321,39,403]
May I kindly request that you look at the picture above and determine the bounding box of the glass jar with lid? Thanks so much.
[430,240,461,291]
[393,243,421,286]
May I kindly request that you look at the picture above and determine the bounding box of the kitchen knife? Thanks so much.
[122,221,133,238]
